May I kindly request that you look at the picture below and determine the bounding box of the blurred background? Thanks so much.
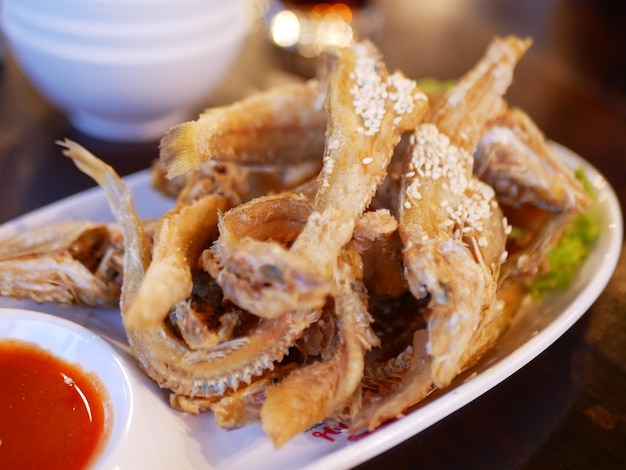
[252,0,626,128]
[2,0,625,139]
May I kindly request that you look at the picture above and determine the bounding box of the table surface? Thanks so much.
[1,1,625,468]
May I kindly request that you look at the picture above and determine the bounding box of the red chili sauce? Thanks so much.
[0,339,110,469]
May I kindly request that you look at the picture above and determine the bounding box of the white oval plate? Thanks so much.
[0,143,621,469]
[0,307,133,470]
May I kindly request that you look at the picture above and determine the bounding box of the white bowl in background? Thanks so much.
[0,307,133,469]
[1,0,249,142]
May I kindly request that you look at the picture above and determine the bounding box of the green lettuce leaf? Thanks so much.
[528,168,600,298]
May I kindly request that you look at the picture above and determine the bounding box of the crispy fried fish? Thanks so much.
[208,41,429,318]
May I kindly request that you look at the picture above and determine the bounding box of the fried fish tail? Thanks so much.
[430,35,532,153]
[160,80,327,178]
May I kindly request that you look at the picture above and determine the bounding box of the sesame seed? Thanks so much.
[517,254,529,268]
[403,123,504,248]
[349,43,422,136]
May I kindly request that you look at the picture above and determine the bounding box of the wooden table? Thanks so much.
[1,1,625,468]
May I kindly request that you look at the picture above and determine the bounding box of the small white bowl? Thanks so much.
[0,307,133,470]
[1,0,249,142]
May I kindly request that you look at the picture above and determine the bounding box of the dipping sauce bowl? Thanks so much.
[0,308,132,469]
